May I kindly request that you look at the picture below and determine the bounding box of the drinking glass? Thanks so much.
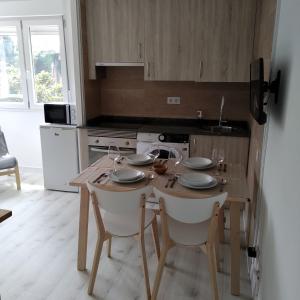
[150,144,160,161]
[211,148,225,174]
[168,148,183,175]
[108,143,120,172]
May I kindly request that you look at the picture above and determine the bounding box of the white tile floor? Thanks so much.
[0,171,252,300]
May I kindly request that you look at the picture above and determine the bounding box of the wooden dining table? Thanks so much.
[70,155,249,296]
[0,209,12,223]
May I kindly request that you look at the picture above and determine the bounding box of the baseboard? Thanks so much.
[19,166,43,174]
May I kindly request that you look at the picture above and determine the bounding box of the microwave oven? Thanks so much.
[44,104,77,125]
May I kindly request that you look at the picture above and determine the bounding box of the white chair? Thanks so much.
[0,127,21,190]
[86,183,160,299]
[151,187,227,300]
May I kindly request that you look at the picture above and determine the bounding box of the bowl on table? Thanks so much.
[153,161,168,175]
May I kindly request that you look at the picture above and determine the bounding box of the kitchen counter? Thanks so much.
[85,116,250,137]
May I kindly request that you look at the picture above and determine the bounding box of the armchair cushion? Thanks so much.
[0,130,8,157]
[0,154,17,170]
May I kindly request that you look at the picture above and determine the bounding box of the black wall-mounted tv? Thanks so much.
[250,58,267,125]
[250,58,281,125]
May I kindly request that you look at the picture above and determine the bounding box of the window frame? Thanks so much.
[0,19,29,109]
[22,17,69,109]
[0,16,69,110]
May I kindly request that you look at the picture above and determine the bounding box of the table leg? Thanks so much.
[230,201,240,295]
[77,186,90,271]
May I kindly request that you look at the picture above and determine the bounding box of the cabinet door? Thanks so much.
[190,135,249,170]
[144,0,196,81]
[87,0,144,64]
[190,135,214,157]
[195,0,256,82]
[211,136,250,169]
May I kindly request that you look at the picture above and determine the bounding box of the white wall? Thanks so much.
[0,0,81,169]
[258,0,300,299]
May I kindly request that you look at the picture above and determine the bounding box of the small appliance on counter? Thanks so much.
[44,103,77,125]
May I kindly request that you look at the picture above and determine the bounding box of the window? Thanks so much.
[0,21,27,108]
[0,17,68,109]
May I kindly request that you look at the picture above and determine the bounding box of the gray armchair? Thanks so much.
[0,127,21,190]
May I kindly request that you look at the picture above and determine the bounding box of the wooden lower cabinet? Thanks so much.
[190,135,250,171]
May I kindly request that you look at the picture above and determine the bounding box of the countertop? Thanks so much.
[84,116,250,137]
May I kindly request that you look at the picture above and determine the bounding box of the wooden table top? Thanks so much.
[70,156,249,203]
[0,209,12,223]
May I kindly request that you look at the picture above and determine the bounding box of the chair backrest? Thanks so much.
[153,187,227,224]
[87,183,153,216]
[0,128,8,157]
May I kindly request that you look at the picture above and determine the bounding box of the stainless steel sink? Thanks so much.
[198,125,233,133]
[210,125,233,133]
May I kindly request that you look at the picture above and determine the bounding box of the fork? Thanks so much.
[165,177,173,188]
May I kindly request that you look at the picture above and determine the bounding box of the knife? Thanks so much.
[93,172,106,183]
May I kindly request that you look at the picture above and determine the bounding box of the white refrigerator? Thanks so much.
[40,125,79,192]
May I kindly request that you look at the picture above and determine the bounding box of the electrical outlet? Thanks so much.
[167,97,181,105]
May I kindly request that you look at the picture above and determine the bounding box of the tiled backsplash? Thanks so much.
[87,66,250,121]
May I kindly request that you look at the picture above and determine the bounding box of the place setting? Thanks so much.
[175,149,228,191]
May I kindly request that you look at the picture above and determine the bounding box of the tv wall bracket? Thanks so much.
[263,70,281,104]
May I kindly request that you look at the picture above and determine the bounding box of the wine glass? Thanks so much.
[147,143,160,163]
[151,145,161,161]
[108,143,120,172]
[211,148,225,174]
[168,147,183,175]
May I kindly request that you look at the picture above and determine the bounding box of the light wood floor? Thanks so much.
[0,171,252,300]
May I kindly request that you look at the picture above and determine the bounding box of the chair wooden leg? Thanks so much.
[139,234,151,300]
[218,207,225,243]
[207,243,219,300]
[151,246,168,300]
[151,216,160,260]
[88,236,104,295]
[215,226,221,272]
[107,236,112,258]
[15,165,21,191]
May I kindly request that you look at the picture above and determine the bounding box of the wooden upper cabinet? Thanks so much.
[144,0,196,81]
[85,0,256,81]
[195,0,256,82]
[86,0,144,74]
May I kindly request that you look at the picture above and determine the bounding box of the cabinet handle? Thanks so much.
[199,60,204,80]
[147,62,150,78]
[138,42,142,59]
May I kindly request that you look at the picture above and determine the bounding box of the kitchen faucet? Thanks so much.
[218,96,225,127]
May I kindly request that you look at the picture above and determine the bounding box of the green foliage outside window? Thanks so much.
[2,36,63,103]
[35,71,63,103]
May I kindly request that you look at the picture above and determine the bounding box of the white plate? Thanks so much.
[110,173,145,183]
[110,169,144,181]
[178,176,218,190]
[183,157,214,170]
[126,154,154,165]
[180,173,215,186]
